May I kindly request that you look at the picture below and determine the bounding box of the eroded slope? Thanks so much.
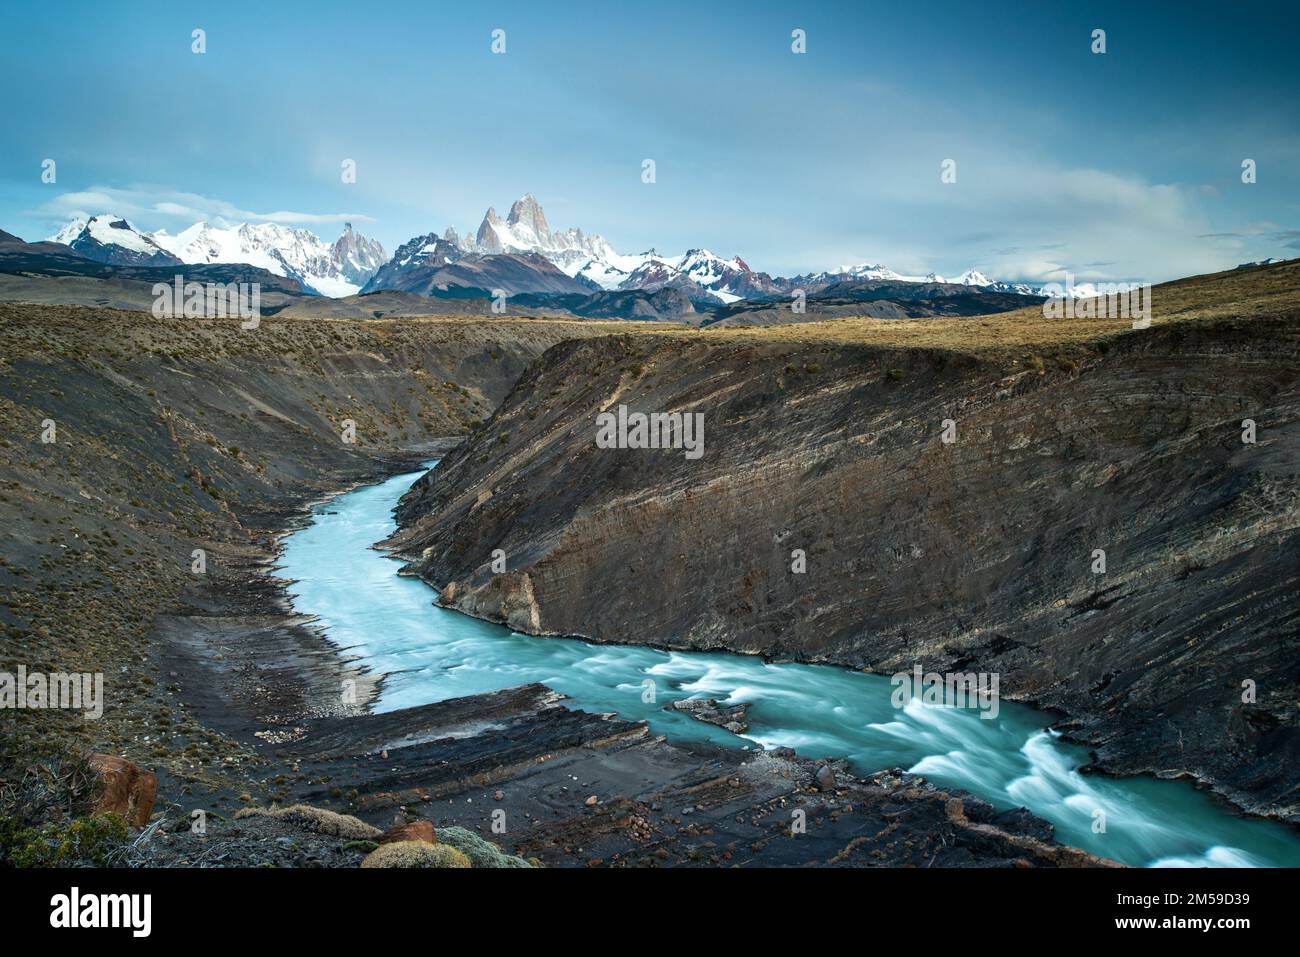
[390,263,1300,821]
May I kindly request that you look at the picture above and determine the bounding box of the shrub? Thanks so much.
[436,826,532,868]
[235,804,381,840]
[3,812,129,868]
[360,841,471,869]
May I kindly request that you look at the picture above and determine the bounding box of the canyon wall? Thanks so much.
[0,306,613,763]
[391,311,1300,821]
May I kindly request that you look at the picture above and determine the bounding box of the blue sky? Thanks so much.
[1,0,1296,283]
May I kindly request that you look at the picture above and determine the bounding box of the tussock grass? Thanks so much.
[685,259,1300,352]
[360,841,472,869]
[234,804,381,840]
[5,259,1292,361]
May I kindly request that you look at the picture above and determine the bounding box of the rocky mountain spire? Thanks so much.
[476,208,504,253]
[506,192,550,242]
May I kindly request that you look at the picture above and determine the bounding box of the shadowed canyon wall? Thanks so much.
[391,313,1300,821]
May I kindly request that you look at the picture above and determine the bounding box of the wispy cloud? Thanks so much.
[28,185,373,233]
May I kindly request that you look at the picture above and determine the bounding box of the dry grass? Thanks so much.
[686,259,1300,352]
[275,259,1300,355]
[234,804,381,840]
[6,259,1293,360]
[360,841,472,868]
[0,302,645,360]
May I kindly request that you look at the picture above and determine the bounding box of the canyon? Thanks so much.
[387,259,1300,825]
[1,257,1297,867]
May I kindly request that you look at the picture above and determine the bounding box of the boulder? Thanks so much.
[88,754,157,828]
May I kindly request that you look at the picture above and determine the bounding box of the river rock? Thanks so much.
[667,697,749,734]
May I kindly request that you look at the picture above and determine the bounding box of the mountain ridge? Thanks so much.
[373,193,1059,306]
[47,216,386,297]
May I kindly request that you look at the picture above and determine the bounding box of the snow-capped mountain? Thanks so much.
[944,269,1042,296]
[470,193,622,268]
[331,224,388,288]
[49,217,89,246]
[49,194,1068,305]
[366,193,1054,305]
[56,215,183,267]
[421,195,784,303]
[49,217,385,296]
[791,262,1045,297]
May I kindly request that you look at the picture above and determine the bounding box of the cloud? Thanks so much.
[30,185,373,233]
[909,164,1238,283]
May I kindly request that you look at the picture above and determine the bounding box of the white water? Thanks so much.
[282,464,1300,868]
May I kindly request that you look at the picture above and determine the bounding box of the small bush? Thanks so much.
[437,826,532,868]
[360,841,471,869]
[3,812,129,868]
[235,804,381,840]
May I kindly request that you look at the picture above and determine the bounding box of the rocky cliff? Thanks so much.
[389,262,1300,822]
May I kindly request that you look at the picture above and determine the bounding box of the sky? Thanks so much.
[1,0,1297,284]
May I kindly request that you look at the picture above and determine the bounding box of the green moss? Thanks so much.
[436,826,533,868]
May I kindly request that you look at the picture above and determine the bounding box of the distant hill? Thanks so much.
[702,279,1044,327]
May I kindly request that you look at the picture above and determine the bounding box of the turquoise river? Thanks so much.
[281,463,1300,868]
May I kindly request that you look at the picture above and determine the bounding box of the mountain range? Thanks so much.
[46,194,1047,308]
[367,193,1044,302]
[48,216,386,297]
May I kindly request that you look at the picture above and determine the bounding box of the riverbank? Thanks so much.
[141,458,1120,867]
[280,464,1300,866]
[0,306,636,818]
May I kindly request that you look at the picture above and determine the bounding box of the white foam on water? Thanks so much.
[1150,846,1261,868]
[278,463,1300,869]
